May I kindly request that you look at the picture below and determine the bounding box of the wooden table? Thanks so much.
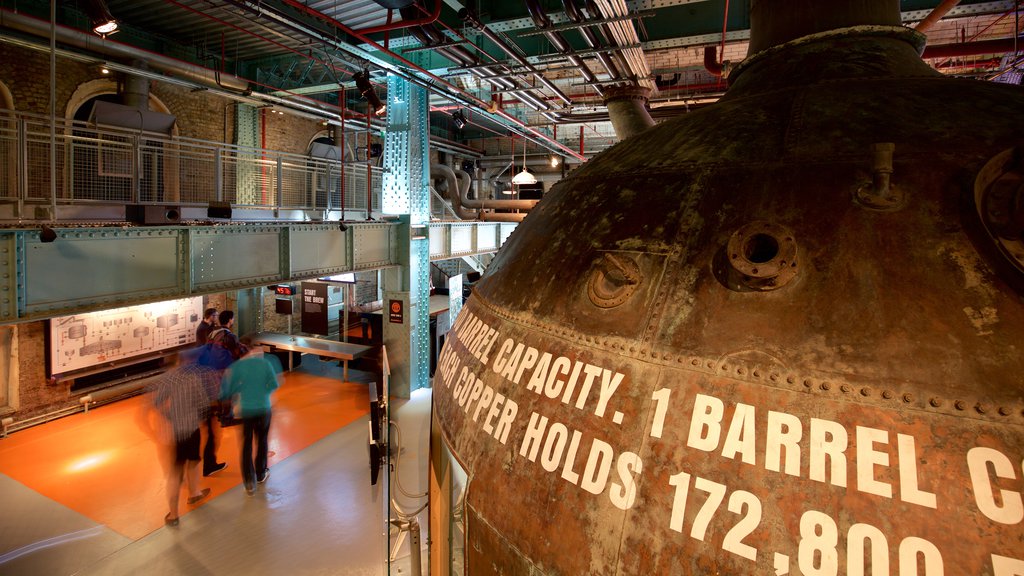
[251,332,373,380]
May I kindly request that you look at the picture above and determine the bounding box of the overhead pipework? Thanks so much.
[525,0,603,97]
[459,8,574,108]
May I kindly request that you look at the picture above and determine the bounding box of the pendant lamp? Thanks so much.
[510,138,537,186]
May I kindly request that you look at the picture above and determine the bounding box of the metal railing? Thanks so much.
[0,108,384,218]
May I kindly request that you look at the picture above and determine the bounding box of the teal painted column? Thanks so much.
[381,75,430,398]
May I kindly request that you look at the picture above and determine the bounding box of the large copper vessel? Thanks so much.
[431,1,1024,574]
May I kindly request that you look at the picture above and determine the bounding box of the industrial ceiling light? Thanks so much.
[511,139,537,186]
[451,110,466,130]
[354,70,386,117]
[85,0,118,36]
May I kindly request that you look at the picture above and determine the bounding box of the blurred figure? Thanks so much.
[196,307,228,477]
[220,338,281,495]
[149,350,217,525]
[195,307,218,345]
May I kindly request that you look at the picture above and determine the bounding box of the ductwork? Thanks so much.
[603,85,655,140]
[0,9,250,94]
[433,163,538,222]
[122,61,150,109]
[526,0,603,96]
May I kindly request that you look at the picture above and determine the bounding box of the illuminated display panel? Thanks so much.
[49,297,204,375]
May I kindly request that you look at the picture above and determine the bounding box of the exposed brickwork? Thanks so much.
[16,321,71,418]
[0,44,334,424]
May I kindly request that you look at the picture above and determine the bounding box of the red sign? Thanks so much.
[389,299,404,324]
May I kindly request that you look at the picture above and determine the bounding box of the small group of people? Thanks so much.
[149,306,281,526]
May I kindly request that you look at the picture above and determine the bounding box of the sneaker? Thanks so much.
[245,484,255,496]
[256,470,269,484]
[203,462,227,477]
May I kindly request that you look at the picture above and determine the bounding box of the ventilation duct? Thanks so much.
[89,100,176,134]
[603,85,655,140]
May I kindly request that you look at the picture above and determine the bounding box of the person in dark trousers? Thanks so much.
[219,339,281,495]
[195,307,218,345]
[195,309,233,477]
[149,349,216,526]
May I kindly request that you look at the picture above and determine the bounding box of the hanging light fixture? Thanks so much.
[511,138,537,186]
[85,0,118,36]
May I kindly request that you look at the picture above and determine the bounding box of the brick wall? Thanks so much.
[0,44,323,152]
[1,43,336,423]
[15,321,70,417]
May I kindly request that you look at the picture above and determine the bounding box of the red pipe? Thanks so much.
[366,112,373,220]
[274,0,586,162]
[915,0,961,33]
[704,46,724,77]
[718,0,730,85]
[341,90,346,221]
[354,0,442,35]
[261,108,268,205]
[922,37,1023,59]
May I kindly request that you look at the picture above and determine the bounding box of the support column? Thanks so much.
[381,75,431,398]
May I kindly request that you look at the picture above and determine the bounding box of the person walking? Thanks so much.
[195,307,228,477]
[149,349,216,525]
[219,339,280,495]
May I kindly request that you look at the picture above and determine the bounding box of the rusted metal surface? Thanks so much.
[432,15,1024,576]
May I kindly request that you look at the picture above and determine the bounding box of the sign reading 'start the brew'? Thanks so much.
[300,281,328,335]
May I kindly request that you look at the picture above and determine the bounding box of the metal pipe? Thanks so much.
[355,0,442,35]
[0,9,250,93]
[434,164,538,220]
[921,36,1024,59]
[704,45,724,77]
[915,0,961,33]
[563,0,622,81]
[250,0,587,161]
[526,0,603,96]
[459,8,573,107]
[402,10,519,92]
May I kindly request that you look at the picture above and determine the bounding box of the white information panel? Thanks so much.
[49,297,204,375]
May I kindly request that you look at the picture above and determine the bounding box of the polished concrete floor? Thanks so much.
[0,356,431,575]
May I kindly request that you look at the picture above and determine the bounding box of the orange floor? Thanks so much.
[0,361,369,541]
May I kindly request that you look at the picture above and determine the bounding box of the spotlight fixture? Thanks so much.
[451,110,466,130]
[353,70,386,117]
[549,155,561,168]
[85,0,118,36]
